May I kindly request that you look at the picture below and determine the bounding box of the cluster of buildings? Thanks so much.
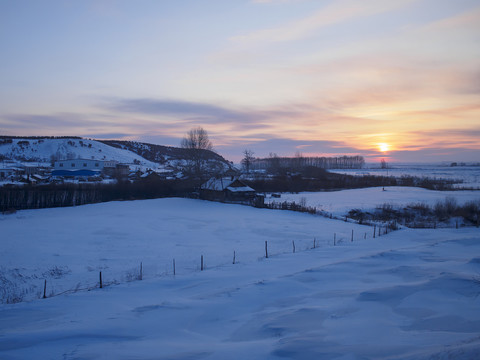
[0,162,50,184]
[0,159,140,184]
[52,159,130,178]
[1,159,264,205]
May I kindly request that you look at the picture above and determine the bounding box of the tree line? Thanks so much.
[245,173,456,193]
[0,179,196,212]
[249,154,365,171]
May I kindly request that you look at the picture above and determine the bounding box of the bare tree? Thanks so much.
[268,152,281,174]
[179,127,215,179]
[241,149,255,173]
[293,151,304,171]
[181,127,213,151]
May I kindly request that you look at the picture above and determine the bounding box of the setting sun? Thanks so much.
[378,143,390,153]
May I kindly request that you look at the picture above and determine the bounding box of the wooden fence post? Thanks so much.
[140,262,143,280]
[43,279,47,299]
[233,251,236,264]
[351,230,354,242]
[99,271,103,289]
[201,255,204,271]
[265,241,268,258]
[334,233,336,246]
[292,240,296,253]
[373,224,376,238]
[313,238,316,249]
[173,258,176,276]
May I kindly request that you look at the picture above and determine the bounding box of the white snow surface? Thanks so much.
[268,186,480,217]
[1,194,480,359]
[0,138,157,168]
[330,165,480,189]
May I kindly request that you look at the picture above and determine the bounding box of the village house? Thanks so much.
[200,177,259,204]
[103,161,129,179]
[103,160,118,168]
[0,167,15,180]
[52,159,104,177]
[112,164,130,179]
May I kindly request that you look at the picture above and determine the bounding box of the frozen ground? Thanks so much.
[0,198,370,303]
[330,165,480,189]
[1,195,480,359]
[267,186,480,218]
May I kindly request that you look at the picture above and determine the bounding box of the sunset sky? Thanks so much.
[1,0,479,163]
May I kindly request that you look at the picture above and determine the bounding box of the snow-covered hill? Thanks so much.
[0,137,156,166]
[0,137,233,174]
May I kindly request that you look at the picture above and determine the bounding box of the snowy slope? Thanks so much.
[0,137,157,166]
[268,186,480,217]
[0,197,479,359]
[0,137,234,177]
[0,198,371,303]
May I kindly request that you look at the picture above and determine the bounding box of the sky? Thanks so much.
[0,0,479,163]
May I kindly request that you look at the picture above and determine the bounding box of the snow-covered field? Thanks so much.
[1,198,370,304]
[268,186,480,218]
[1,193,480,359]
[330,165,480,189]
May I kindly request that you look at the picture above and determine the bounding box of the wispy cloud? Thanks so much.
[0,113,142,140]
[391,147,480,163]
[101,97,308,130]
[103,98,259,123]
[82,132,132,139]
[252,0,306,3]
[233,0,416,44]
[1,113,102,130]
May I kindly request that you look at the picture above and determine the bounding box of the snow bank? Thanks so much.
[1,197,479,359]
[0,198,368,303]
[268,186,480,218]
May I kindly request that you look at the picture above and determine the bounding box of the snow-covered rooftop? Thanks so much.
[201,177,254,192]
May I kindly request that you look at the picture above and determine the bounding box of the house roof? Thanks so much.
[201,177,255,192]
[1,167,22,171]
[31,174,47,180]
[226,186,255,193]
[56,159,103,163]
[140,171,161,178]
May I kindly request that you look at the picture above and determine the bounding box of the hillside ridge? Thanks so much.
[0,136,231,170]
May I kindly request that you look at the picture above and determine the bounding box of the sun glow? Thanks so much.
[378,143,390,153]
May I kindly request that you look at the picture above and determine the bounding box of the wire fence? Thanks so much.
[1,220,400,305]
[4,197,476,305]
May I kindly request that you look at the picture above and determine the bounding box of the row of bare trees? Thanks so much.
[179,127,365,176]
[179,127,365,173]
[244,153,365,172]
